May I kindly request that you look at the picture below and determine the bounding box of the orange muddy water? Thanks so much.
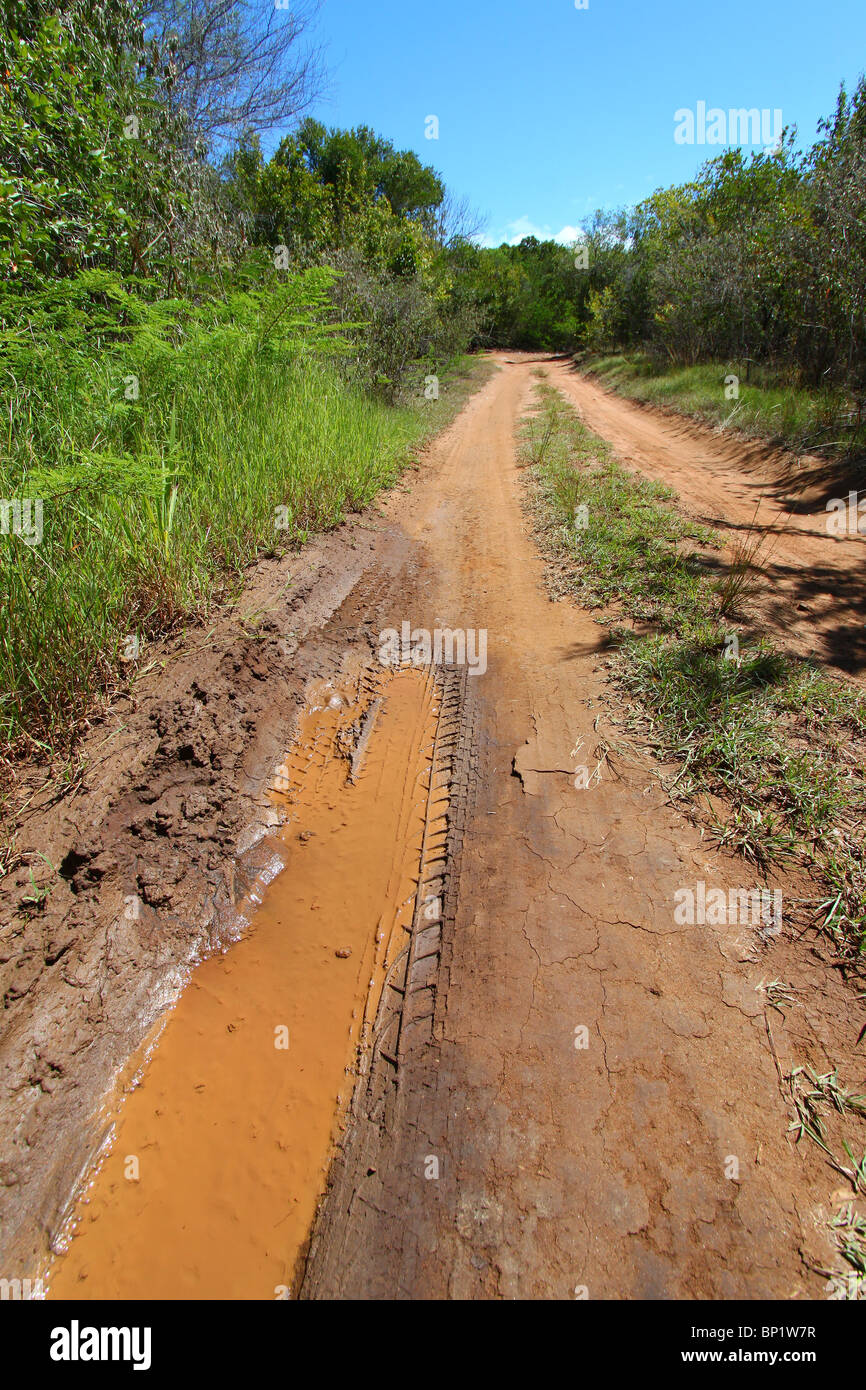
[46,668,438,1300]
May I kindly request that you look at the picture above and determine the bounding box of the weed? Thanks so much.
[757,978,797,1014]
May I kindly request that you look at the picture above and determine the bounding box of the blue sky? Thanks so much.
[277,0,865,246]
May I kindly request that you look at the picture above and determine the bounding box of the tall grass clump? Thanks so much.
[0,262,449,752]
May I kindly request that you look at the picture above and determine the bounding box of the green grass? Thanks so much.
[786,1067,866,1298]
[520,378,866,959]
[519,382,718,627]
[828,1204,866,1299]
[579,352,859,459]
[0,268,491,757]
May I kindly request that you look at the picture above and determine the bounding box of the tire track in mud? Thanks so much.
[300,665,478,1299]
[44,662,471,1299]
[0,458,470,1282]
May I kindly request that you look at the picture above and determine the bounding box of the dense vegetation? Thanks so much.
[0,0,482,753]
[587,88,866,390]
[471,81,866,461]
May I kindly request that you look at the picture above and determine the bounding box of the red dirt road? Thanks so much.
[3,356,863,1300]
[301,357,863,1299]
[551,361,866,679]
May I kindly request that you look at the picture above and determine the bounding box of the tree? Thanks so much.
[808,79,866,385]
[0,0,160,279]
[141,0,324,151]
[290,120,445,229]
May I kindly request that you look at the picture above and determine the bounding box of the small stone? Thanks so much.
[335,948,352,959]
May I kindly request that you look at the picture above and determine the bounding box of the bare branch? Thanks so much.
[142,0,326,150]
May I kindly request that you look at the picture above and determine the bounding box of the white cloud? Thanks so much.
[554,225,583,245]
[479,216,586,248]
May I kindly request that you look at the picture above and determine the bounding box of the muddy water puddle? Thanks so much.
[47,667,440,1299]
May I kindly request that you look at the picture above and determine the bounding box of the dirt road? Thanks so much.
[551,362,866,679]
[3,356,862,1299]
[301,356,860,1299]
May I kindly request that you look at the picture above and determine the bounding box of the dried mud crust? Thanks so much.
[299,665,478,1299]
